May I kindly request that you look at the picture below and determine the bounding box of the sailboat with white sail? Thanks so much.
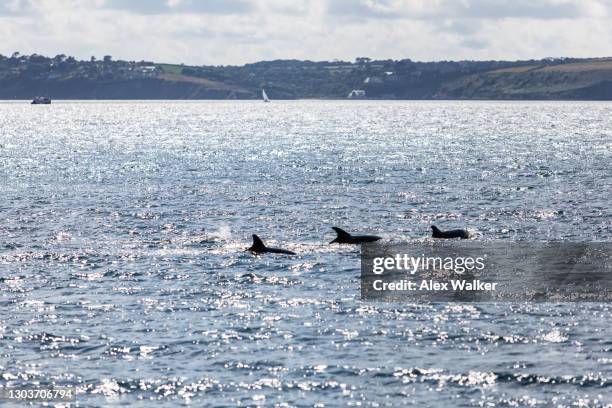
[262,89,270,102]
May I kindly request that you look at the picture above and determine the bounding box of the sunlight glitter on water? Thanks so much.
[0,101,610,406]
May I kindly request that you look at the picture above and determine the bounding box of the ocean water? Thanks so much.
[0,100,610,407]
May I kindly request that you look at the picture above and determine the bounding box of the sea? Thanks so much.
[0,100,610,407]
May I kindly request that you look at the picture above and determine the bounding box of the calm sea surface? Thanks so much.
[0,101,611,407]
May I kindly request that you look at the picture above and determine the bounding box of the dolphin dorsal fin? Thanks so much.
[332,227,352,240]
[251,234,266,251]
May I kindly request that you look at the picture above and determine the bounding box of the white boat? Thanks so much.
[262,89,270,102]
[347,90,366,99]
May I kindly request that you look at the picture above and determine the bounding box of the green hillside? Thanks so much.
[2,53,612,100]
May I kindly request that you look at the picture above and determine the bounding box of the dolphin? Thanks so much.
[329,227,382,244]
[431,225,470,239]
[248,234,296,255]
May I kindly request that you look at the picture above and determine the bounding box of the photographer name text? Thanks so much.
[372,279,497,292]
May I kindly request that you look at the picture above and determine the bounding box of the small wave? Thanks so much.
[540,329,569,343]
[392,367,610,389]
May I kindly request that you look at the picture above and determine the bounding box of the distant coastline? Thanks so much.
[2,53,612,100]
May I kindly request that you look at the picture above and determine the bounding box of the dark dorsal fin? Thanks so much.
[431,225,440,233]
[250,234,266,252]
[332,227,352,239]
[331,227,352,242]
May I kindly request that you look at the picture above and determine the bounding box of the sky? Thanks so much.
[1,0,611,65]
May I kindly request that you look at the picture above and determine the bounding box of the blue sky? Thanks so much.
[1,0,611,65]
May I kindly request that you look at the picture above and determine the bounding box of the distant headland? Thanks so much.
[2,52,612,100]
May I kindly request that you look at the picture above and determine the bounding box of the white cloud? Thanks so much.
[0,0,611,64]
